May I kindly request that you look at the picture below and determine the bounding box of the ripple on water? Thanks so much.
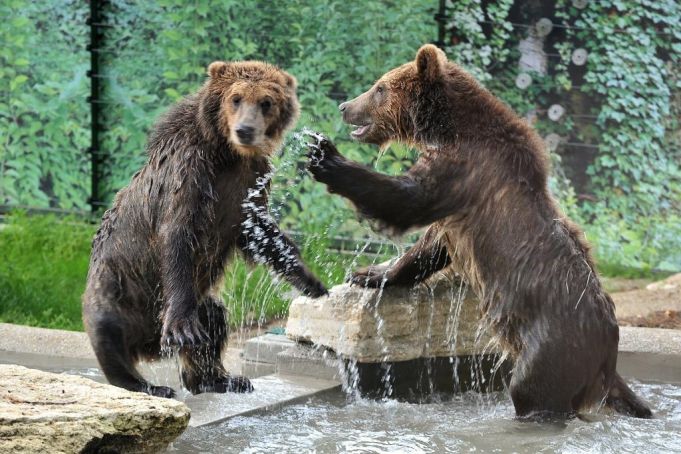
[168,380,681,454]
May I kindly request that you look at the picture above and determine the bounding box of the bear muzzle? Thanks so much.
[235,125,255,144]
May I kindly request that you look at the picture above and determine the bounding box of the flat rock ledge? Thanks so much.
[287,275,496,363]
[0,365,190,454]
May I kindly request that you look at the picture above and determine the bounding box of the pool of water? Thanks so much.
[168,380,681,454]
[5,352,680,453]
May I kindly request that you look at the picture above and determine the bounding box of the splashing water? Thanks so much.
[169,380,681,454]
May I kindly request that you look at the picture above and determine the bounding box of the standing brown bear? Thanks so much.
[83,61,327,398]
[308,45,651,419]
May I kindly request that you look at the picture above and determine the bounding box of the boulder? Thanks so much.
[0,365,190,453]
[286,274,496,363]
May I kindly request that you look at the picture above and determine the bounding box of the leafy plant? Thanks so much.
[1,1,90,210]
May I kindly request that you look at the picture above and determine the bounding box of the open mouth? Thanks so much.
[350,124,371,138]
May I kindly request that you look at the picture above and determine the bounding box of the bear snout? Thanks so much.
[235,125,255,144]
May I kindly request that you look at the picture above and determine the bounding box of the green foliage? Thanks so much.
[0,1,91,210]
[556,0,680,216]
[555,0,681,271]
[444,0,680,271]
[443,0,514,81]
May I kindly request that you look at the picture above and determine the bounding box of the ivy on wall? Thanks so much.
[443,0,680,271]
[554,0,680,271]
[556,0,680,216]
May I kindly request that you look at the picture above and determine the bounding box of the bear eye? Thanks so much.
[260,99,272,113]
[232,96,242,106]
[376,85,384,94]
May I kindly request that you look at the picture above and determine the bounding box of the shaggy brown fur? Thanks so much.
[307,45,651,419]
[83,61,326,398]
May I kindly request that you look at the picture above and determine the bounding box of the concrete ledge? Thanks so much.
[0,322,245,375]
[617,327,681,384]
[0,323,94,360]
[619,326,681,355]
[3,324,680,384]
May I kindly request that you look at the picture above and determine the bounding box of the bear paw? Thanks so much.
[306,134,344,183]
[302,277,329,298]
[147,385,176,399]
[349,265,391,288]
[193,375,254,394]
[161,313,209,349]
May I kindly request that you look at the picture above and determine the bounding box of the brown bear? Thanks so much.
[307,45,651,419]
[83,60,327,398]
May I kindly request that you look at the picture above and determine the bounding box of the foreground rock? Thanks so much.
[287,274,496,363]
[0,365,189,453]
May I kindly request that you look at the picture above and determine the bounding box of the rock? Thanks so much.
[286,274,495,363]
[645,272,681,291]
[0,365,190,454]
[613,272,681,324]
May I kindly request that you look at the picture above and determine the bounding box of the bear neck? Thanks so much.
[412,78,550,194]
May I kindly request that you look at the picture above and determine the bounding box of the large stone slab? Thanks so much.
[0,365,189,453]
[286,275,495,363]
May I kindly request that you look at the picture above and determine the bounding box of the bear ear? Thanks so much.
[415,44,446,82]
[284,73,297,92]
[207,61,230,79]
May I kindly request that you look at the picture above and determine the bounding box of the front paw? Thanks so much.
[306,134,344,183]
[147,385,176,399]
[218,375,254,393]
[303,278,329,298]
[349,265,391,288]
[161,312,209,349]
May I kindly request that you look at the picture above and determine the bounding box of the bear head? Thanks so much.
[201,61,299,158]
[339,44,467,149]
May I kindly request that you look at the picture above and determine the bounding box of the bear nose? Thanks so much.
[236,125,255,143]
[339,102,348,113]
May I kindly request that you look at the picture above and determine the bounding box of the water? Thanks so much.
[169,380,681,454]
[18,358,681,453]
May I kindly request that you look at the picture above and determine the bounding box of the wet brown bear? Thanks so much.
[307,45,651,419]
[83,61,326,398]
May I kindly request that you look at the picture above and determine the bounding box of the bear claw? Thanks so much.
[349,265,391,288]
[161,317,209,349]
[148,385,176,399]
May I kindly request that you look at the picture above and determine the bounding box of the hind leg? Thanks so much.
[85,308,175,398]
[179,297,253,394]
[606,372,653,418]
[509,340,588,420]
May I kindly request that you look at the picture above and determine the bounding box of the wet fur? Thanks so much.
[83,61,326,397]
[309,45,652,419]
